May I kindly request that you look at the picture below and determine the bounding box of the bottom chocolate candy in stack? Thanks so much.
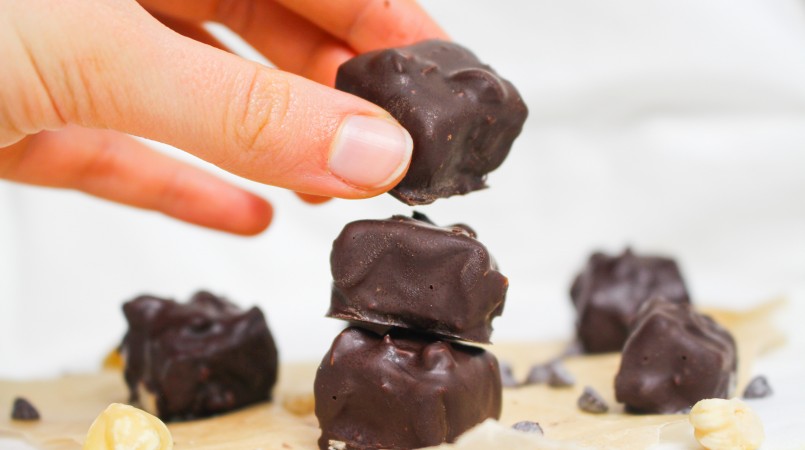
[314,214,508,450]
[315,328,501,450]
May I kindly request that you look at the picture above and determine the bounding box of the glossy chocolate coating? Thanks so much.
[121,291,278,421]
[328,214,507,343]
[570,248,691,353]
[615,298,737,414]
[336,40,528,205]
[314,327,502,450]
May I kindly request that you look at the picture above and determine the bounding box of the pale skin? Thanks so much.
[0,0,447,235]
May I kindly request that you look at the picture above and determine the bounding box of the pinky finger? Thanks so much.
[0,126,272,235]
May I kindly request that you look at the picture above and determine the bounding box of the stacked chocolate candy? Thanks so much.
[314,214,508,450]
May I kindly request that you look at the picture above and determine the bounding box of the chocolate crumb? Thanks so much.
[499,361,518,388]
[511,420,543,435]
[577,386,609,414]
[743,375,773,399]
[11,397,40,421]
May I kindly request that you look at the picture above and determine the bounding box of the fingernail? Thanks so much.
[329,115,413,189]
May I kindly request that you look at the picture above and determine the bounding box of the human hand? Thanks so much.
[0,0,447,234]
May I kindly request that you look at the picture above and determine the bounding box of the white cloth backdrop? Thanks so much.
[1,1,804,446]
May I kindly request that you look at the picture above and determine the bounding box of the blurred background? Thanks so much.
[1,0,804,388]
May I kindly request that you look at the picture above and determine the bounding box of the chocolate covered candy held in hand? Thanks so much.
[329,213,507,343]
[121,291,278,421]
[336,40,528,205]
[570,248,691,353]
[615,298,737,414]
[314,327,502,450]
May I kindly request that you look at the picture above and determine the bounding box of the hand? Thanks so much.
[0,0,447,234]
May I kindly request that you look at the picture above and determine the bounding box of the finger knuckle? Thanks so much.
[228,67,293,157]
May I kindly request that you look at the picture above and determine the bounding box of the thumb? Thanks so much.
[18,1,413,198]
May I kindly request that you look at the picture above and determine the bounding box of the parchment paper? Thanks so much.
[0,302,784,450]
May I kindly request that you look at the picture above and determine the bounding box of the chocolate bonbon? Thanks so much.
[615,298,737,414]
[570,248,691,353]
[329,214,507,343]
[336,40,528,205]
[314,327,501,450]
[121,291,278,421]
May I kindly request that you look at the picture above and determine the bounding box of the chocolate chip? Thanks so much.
[511,420,543,435]
[743,376,773,399]
[577,386,609,414]
[523,361,575,388]
[548,362,576,387]
[499,361,518,388]
[11,397,40,421]
[523,363,551,385]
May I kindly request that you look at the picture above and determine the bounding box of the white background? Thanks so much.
[1,1,804,448]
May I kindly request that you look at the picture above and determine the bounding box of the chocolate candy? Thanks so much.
[11,397,40,421]
[570,248,691,353]
[121,291,278,421]
[615,298,737,414]
[329,214,507,343]
[336,40,528,205]
[314,327,502,450]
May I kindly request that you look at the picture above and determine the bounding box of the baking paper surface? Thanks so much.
[0,302,784,450]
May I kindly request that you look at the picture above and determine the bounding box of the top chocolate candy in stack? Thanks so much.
[336,40,528,205]
[328,213,508,343]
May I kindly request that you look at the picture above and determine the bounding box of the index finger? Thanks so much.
[271,0,448,53]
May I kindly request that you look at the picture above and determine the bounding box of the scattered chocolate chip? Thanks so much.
[577,387,609,414]
[11,397,40,421]
[511,420,543,435]
[523,361,575,388]
[743,376,773,399]
[548,362,575,387]
[499,361,518,388]
[523,363,551,385]
[411,210,436,224]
